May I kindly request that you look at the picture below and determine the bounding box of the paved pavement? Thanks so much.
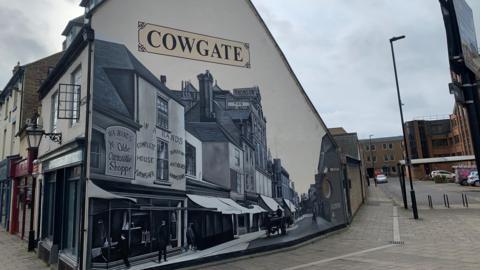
[2,185,480,269]
[187,185,480,270]
[379,177,480,209]
[0,228,49,270]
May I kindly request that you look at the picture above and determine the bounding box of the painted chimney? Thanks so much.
[160,75,167,85]
[198,70,214,121]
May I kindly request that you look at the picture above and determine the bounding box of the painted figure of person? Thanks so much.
[119,233,130,268]
[158,220,168,262]
[187,223,196,251]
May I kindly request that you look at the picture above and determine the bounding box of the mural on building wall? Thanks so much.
[86,38,348,269]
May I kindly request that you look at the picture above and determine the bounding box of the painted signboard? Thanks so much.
[105,126,136,179]
[138,21,251,68]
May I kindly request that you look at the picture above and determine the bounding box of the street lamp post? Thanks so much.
[389,35,419,219]
[26,120,43,251]
[369,135,376,186]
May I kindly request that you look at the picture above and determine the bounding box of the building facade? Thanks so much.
[359,136,404,177]
[0,53,62,241]
[0,1,362,269]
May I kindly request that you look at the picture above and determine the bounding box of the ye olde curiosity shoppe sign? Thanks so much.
[138,21,251,68]
[105,126,136,179]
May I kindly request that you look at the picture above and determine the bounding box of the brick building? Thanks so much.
[359,136,404,177]
[0,52,62,240]
[404,104,474,179]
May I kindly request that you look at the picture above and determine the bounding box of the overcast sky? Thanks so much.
[1,0,479,140]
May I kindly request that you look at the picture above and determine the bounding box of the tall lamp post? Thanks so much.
[26,121,44,251]
[369,134,375,186]
[389,35,418,219]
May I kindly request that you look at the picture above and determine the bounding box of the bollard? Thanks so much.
[446,194,450,208]
[465,194,469,208]
[462,193,466,207]
[429,195,433,209]
[443,194,447,208]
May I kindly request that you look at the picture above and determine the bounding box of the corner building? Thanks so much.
[33,0,338,269]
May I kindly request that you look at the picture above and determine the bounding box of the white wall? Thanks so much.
[90,0,327,193]
[136,77,186,190]
[38,48,88,158]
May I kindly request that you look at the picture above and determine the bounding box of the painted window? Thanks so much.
[185,143,196,177]
[157,139,169,181]
[156,96,168,130]
[234,148,240,166]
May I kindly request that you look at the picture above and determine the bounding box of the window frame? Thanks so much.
[156,139,169,182]
[156,96,169,131]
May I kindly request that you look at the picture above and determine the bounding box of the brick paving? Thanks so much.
[0,229,49,270]
[1,185,480,269]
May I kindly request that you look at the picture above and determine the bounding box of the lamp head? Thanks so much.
[390,35,406,42]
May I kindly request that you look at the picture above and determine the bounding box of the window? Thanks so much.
[230,169,241,193]
[383,143,387,149]
[91,142,101,169]
[10,123,15,155]
[366,145,369,151]
[156,139,169,181]
[71,67,81,125]
[390,155,395,161]
[1,129,6,159]
[63,168,80,254]
[373,156,377,162]
[367,156,371,162]
[234,149,240,166]
[371,144,376,151]
[185,143,196,176]
[4,98,8,120]
[156,96,168,130]
[51,92,59,132]
[389,143,393,149]
[44,172,56,239]
[384,155,389,161]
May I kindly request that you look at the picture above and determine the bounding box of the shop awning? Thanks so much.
[217,198,263,214]
[260,195,283,212]
[284,199,296,213]
[187,194,242,214]
[243,204,267,214]
[87,181,137,203]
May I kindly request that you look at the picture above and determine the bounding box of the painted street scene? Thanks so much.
[0,0,480,269]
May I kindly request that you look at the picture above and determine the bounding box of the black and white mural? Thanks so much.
[86,39,348,269]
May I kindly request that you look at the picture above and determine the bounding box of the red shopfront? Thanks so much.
[10,155,33,239]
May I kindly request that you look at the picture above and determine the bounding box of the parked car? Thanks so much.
[467,171,479,186]
[376,174,387,183]
[430,170,455,180]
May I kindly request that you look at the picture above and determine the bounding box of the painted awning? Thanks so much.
[260,195,283,212]
[87,181,137,203]
[187,194,241,214]
[284,199,296,213]
[243,204,267,214]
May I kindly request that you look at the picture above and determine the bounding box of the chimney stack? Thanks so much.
[160,75,167,85]
[198,70,214,122]
[12,62,20,75]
